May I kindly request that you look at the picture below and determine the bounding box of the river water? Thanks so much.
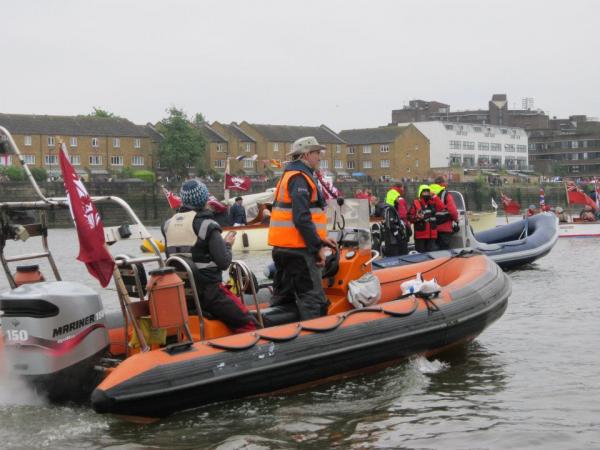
[1,228,599,449]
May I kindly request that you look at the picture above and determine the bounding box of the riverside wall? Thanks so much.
[0,180,573,227]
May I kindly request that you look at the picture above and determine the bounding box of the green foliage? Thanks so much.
[89,107,117,118]
[156,107,207,179]
[193,113,206,126]
[1,166,26,181]
[133,170,155,182]
[29,167,47,182]
[119,167,135,179]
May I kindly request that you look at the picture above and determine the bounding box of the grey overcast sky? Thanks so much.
[2,0,598,130]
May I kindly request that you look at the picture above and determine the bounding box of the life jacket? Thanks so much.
[164,210,222,283]
[268,166,327,248]
[412,199,438,239]
[429,184,453,228]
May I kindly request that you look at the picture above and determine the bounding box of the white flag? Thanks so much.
[491,198,498,210]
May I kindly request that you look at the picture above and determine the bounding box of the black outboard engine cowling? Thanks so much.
[0,281,109,401]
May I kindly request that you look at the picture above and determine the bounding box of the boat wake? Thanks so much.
[409,356,449,375]
[0,371,46,407]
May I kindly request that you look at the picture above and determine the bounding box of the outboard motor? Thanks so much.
[0,281,109,401]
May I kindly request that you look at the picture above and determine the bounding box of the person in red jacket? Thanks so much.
[429,176,459,250]
[408,185,445,253]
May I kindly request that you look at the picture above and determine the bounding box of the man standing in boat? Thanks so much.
[429,176,459,250]
[162,179,257,333]
[408,185,445,253]
[268,136,338,320]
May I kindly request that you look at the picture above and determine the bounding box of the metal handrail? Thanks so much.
[230,260,264,328]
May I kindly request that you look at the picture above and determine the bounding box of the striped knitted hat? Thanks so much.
[180,179,209,209]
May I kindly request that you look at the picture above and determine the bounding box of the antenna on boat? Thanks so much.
[0,126,55,204]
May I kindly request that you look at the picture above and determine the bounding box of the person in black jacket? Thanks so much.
[162,179,256,333]
[229,197,247,225]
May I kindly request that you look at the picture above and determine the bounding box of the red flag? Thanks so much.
[58,143,114,287]
[161,186,182,209]
[500,192,521,215]
[225,173,251,191]
[566,181,597,209]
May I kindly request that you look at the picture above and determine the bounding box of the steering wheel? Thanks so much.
[321,246,340,279]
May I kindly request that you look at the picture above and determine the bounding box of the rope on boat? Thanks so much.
[204,294,426,352]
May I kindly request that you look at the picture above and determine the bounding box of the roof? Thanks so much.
[220,123,255,142]
[338,126,408,145]
[198,123,227,143]
[143,123,164,141]
[247,123,345,144]
[0,113,149,137]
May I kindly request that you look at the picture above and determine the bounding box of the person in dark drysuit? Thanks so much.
[162,179,256,333]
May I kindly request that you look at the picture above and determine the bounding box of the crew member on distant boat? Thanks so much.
[408,185,445,253]
[162,179,257,333]
[580,204,597,222]
[385,184,409,228]
[555,206,569,223]
[527,204,537,217]
[268,136,338,320]
[429,176,459,250]
[229,196,247,225]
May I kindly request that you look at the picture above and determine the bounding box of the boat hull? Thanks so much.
[91,255,510,417]
[558,221,600,238]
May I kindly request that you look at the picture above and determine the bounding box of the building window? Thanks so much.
[47,136,55,147]
[449,140,461,150]
[415,159,419,168]
[445,124,454,130]
[113,138,120,148]
[134,138,141,149]
[110,156,123,166]
[362,160,372,169]
[91,137,99,148]
[89,155,102,165]
[320,160,328,169]
[132,156,144,166]
[478,142,490,151]
[0,156,12,166]
[362,145,372,154]
[516,145,527,153]
[500,128,508,134]
[380,144,389,153]
[334,159,343,169]
[243,159,254,169]
[70,137,78,147]
[244,143,251,153]
[44,155,57,165]
[504,144,516,152]
[24,136,32,146]
[336,144,341,154]
[69,155,80,165]
[347,146,355,154]
[215,159,225,169]
[23,154,35,165]
[473,126,482,132]
[491,143,502,152]
[216,143,225,153]
[347,160,356,169]
[273,143,279,152]
[463,141,475,150]
[380,159,390,168]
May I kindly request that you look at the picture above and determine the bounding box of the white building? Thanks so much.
[399,121,529,170]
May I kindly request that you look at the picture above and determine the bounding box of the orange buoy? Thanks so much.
[146,267,188,329]
[14,264,46,287]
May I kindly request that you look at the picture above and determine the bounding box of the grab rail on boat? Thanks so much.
[230,260,264,328]
[165,255,206,341]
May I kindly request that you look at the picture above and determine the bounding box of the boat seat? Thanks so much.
[254,303,301,328]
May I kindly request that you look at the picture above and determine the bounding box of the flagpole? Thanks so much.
[224,157,230,203]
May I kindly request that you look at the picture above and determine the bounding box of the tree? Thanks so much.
[156,107,206,179]
[89,107,118,118]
